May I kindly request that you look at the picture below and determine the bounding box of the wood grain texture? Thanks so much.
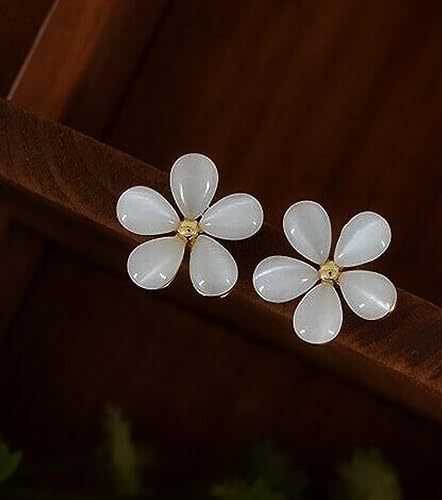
[9,0,169,138]
[0,245,440,499]
[0,0,54,96]
[0,98,440,423]
[108,0,442,307]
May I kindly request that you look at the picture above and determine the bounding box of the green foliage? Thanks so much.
[216,442,402,500]
[0,416,404,500]
[242,441,308,499]
[213,441,307,500]
[333,449,402,500]
[103,405,149,495]
[0,436,21,483]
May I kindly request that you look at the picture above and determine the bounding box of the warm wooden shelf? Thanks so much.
[0,97,440,424]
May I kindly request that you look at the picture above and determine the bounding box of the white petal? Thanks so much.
[283,201,331,265]
[334,211,391,267]
[339,270,397,320]
[127,236,185,290]
[170,153,218,219]
[190,235,238,297]
[199,193,264,240]
[117,186,179,235]
[293,283,343,344]
[253,256,318,303]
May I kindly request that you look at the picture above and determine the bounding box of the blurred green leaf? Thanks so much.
[242,441,308,499]
[333,449,402,500]
[103,405,149,495]
[0,436,21,483]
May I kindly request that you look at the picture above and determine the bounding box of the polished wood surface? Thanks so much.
[0,98,440,423]
[107,0,442,307]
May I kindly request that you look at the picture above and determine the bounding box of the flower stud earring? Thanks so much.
[253,201,396,344]
[117,153,264,297]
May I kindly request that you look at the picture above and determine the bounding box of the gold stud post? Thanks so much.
[177,219,201,245]
[318,260,342,285]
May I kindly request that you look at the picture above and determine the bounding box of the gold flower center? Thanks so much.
[177,218,201,244]
[319,260,341,284]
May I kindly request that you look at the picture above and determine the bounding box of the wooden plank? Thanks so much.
[0,98,441,423]
[0,0,54,96]
[0,247,440,498]
[107,0,442,307]
[9,0,169,138]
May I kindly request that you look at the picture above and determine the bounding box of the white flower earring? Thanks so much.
[253,201,397,344]
[117,153,264,297]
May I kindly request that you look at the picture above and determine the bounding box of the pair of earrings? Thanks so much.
[117,154,396,345]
